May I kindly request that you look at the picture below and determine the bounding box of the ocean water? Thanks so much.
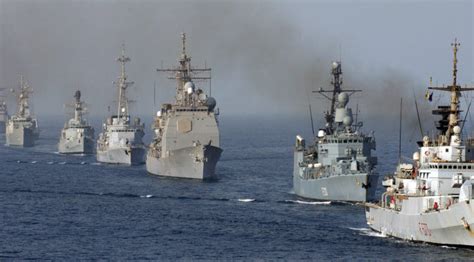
[0,116,473,260]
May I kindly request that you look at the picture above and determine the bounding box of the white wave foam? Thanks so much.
[237,198,255,202]
[31,161,37,164]
[47,161,55,165]
[352,228,387,238]
[58,162,67,165]
[140,194,153,198]
[441,245,457,250]
[90,162,101,166]
[348,227,370,232]
[287,200,331,205]
[80,161,87,165]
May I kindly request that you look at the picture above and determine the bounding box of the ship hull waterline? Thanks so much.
[58,137,94,154]
[365,201,474,247]
[293,171,378,202]
[97,146,146,165]
[146,145,222,180]
[293,150,378,202]
[6,126,37,147]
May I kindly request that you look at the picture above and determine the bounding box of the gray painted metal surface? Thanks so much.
[6,76,39,147]
[58,90,95,154]
[293,62,377,202]
[0,100,7,134]
[147,33,222,180]
[96,48,145,165]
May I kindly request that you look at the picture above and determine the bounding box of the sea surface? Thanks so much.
[0,116,473,260]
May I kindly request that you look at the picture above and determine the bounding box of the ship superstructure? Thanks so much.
[6,76,39,147]
[96,47,145,165]
[58,90,95,154]
[0,88,8,133]
[146,33,222,180]
[293,61,378,202]
[366,39,474,246]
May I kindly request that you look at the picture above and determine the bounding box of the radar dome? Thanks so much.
[206,97,217,111]
[317,130,326,138]
[184,81,195,94]
[413,152,420,161]
[332,61,339,69]
[338,92,349,106]
[453,125,461,134]
[343,115,353,126]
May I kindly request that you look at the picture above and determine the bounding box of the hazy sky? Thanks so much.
[0,0,472,133]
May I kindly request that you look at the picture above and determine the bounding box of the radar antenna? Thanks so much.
[313,61,361,133]
[157,33,212,107]
[428,39,474,144]
[115,45,134,121]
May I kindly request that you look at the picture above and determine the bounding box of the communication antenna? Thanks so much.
[307,93,315,136]
[398,98,403,164]
[412,89,424,137]
[461,100,472,134]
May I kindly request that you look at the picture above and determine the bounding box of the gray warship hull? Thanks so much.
[58,136,94,154]
[6,125,37,147]
[97,146,145,165]
[366,201,474,246]
[293,171,378,202]
[293,150,378,202]
[0,121,5,134]
[146,145,222,180]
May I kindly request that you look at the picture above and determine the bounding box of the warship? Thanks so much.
[293,61,378,202]
[58,90,95,154]
[146,33,222,180]
[96,47,145,165]
[366,39,474,247]
[6,76,39,147]
[0,88,8,133]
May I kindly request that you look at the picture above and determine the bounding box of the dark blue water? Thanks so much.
[0,116,473,260]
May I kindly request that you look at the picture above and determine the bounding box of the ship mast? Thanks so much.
[73,90,83,122]
[116,45,134,121]
[314,62,360,134]
[157,33,211,107]
[15,75,33,118]
[428,39,474,145]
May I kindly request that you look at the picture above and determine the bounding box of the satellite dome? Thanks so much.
[453,125,461,134]
[343,115,353,126]
[206,97,217,111]
[332,61,339,69]
[413,152,420,161]
[338,92,349,105]
[184,81,195,94]
[317,129,326,138]
[156,110,162,117]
